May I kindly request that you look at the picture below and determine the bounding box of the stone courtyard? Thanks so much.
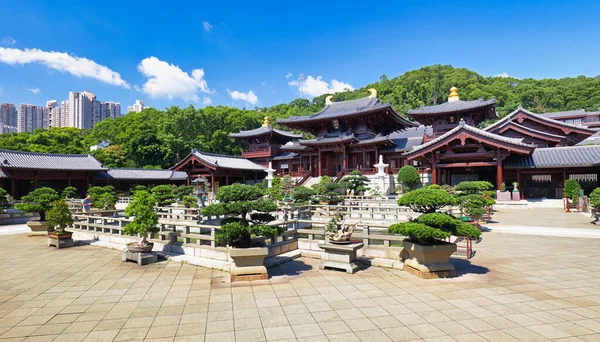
[0,227,599,342]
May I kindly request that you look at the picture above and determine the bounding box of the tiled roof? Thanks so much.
[539,109,587,119]
[408,98,497,117]
[353,135,394,146]
[277,96,416,127]
[281,142,311,151]
[484,106,597,133]
[299,134,357,146]
[96,169,187,181]
[0,169,9,178]
[380,137,424,153]
[272,152,298,160]
[191,150,265,171]
[504,145,600,168]
[229,126,302,139]
[576,130,600,146]
[406,120,534,155]
[0,149,106,171]
[500,121,565,139]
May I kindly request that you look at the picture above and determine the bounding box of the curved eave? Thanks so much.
[408,99,498,119]
[298,137,358,147]
[498,122,565,142]
[229,128,302,140]
[485,107,597,135]
[277,105,417,128]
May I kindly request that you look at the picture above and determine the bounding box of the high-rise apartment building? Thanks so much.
[127,100,145,113]
[17,104,49,133]
[0,103,17,127]
[67,91,120,129]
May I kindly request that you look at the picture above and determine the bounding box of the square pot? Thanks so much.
[402,239,457,278]
[229,247,269,281]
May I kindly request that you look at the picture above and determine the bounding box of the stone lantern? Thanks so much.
[192,176,208,208]
[265,162,276,188]
[373,155,389,195]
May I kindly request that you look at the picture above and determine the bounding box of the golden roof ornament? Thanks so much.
[448,86,460,102]
[262,116,270,127]
[368,88,377,99]
[325,95,334,105]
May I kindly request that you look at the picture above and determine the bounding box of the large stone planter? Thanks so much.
[512,191,521,201]
[27,220,50,236]
[48,231,74,249]
[402,239,457,279]
[229,247,269,281]
[496,191,511,201]
[319,242,364,274]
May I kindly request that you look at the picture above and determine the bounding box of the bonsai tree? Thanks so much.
[590,187,600,210]
[311,176,342,204]
[202,183,282,248]
[397,165,421,192]
[389,212,481,244]
[397,187,456,213]
[123,190,159,246]
[61,186,79,199]
[454,181,494,194]
[15,187,60,221]
[279,175,295,201]
[264,176,283,201]
[292,186,315,205]
[564,179,581,202]
[151,184,176,207]
[87,185,118,210]
[46,200,74,234]
[182,195,198,208]
[0,188,11,212]
[339,170,370,195]
[173,185,194,200]
[130,184,148,194]
[500,182,506,191]
[458,194,488,220]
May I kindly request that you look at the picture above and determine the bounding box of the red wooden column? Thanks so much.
[432,165,437,185]
[342,147,347,171]
[496,160,503,190]
[317,149,322,177]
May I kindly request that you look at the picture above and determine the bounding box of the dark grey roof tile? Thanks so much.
[0,149,106,171]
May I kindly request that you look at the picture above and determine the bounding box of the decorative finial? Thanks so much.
[459,118,466,127]
[325,95,334,105]
[368,88,377,99]
[448,87,459,102]
[262,116,270,127]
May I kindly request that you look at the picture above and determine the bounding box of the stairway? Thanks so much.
[300,176,321,188]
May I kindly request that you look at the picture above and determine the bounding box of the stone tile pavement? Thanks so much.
[0,232,599,341]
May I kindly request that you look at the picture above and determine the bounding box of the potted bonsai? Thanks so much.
[311,176,342,205]
[496,182,511,201]
[15,187,60,234]
[151,184,176,207]
[202,183,282,281]
[87,186,118,215]
[564,179,581,212]
[393,187,475,278]
[397,165,421,193]
[339,170,370,196]
[512,182,520,201]
[123,190,159,253]
[61,186,79,199]
[46,199,75,248]
[590,187,600,224]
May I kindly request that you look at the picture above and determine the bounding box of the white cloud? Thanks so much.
[1,37,16,45]
[288,75,354,97]
[227,89,259,105]
[496,72,509,78]
[137,56,212,102]
[202,97,212,105]
[28,87,41,95]
[0,47,130,88]
[202,22,213,32]
[285,73,293,79]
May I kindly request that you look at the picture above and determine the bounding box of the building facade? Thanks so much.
[127,100,144,113]
[17,104,49,133]
[0,103,18,127]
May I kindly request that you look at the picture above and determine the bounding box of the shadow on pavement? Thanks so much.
[451,258,490,277]
[269,259,313,277]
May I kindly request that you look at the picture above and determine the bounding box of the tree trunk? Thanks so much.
[140,235,147,245]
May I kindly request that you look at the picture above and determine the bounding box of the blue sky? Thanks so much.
[1,0,599,112]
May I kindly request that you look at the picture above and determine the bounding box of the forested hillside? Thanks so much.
[2,65,600,169]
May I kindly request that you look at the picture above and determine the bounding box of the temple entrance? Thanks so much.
[319,151,344,176]
[438,166,497,187]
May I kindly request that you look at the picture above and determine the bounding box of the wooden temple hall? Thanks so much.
[226,87,600,199]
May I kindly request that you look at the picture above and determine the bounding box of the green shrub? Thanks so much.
[87,186,118,210]
[0,188,10,210]
[397,187,456,213]
[458,194,488,218]
[564,179,581,202]
[311,176,342,204]
[173,185,194,200]
[123,190,159,245]
[151,184,175,207]
[15,187,60,220]
[46,200,74,233]
[455,181,493,194]
[292,186,315,204]
[397,165,421,191]
[388,212,481,244]
[182,195,198,208]
[61,186,79,199]
[339,170,370,194]
[590,188,600,209]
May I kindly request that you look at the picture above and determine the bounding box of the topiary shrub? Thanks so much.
[173,185,194,200]
[397,165,421,191]
[564,179,581,202]
[312,176,342,204]
[15,187,60,221]
[202,183,282,248]
[339,170,370,194]
[87,185,118,210]
[292,186,315,205]
[182,195,198,208]
[458,194,488,219]
[590,188,600,210]
[0,188,10,211]
[124,190,159,246]
[397,187,456,213]
[389,212,481,244]
[151,185,175,207]
[61,186,79,199]
[46,200,74,234]
[455,181,493,194]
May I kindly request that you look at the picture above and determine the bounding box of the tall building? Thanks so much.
[17,104,48,133]
[49,106,63,127]
[127,100,145,113]
[61,100,69,128]
[67,91,120,129]
[0,103,17,127]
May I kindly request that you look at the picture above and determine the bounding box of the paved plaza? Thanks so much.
[0,229,599,342]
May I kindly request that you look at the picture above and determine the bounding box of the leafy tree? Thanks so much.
[15,187,60,220]
[389,212,481,244]
[589,188,600,209]
[201,183,281,248]
[458,194,488,219]
[0,188,10,211]
[279,175,295,200]
[564,179,581,202]
[61,186,79,199]
[46,200,74,234]
[397,187,456,213]
[173,185,194,200]
[454,181,494,194]
[339,170,370,194]
[130,185,148,194]
[292,186,316,204]
[123,190,159,245]
[264,176,282,200]
[311,176,342,204]
[182,195,198,208]
[87,186,118,210]
[151,185,176,207]
[397,165,421,191]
